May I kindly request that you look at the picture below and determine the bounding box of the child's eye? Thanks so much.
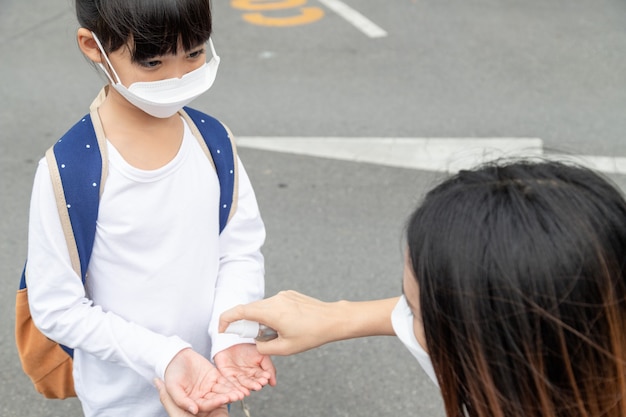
[188,49,205,59]
[139,60,161,68]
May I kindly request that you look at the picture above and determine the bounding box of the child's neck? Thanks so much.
[97,89,184,171]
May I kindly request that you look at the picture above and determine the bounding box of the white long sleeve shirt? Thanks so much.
[26,117,265,417]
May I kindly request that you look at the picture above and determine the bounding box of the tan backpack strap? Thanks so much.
[89,90,109,199]
[45,148,81,277]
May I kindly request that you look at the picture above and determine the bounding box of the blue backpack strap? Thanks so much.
[182,107,237,233]
[20,114,102,290]
[49,114,103,282]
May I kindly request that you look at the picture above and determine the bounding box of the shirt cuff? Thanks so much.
[211,333,255,360]
[154,336,193,380]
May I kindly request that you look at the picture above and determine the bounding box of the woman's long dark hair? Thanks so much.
[76,0,212,62]
[407,160,626,417]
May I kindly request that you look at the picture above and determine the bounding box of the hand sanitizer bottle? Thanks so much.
[225,320,278,342]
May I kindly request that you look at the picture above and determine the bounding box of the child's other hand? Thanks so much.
[214,343,277,394]
[155,378,229,417]
[164,348,245,414]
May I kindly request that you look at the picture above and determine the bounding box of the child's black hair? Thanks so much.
[76,0,212,62]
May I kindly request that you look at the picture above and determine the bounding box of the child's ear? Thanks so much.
[77,28,102,63]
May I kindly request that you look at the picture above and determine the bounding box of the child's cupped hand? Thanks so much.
[164,348,245,414]
[155,378,229,417]
[214,343,277,394]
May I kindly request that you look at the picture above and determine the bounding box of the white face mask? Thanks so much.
[92,33,220,118]
[391,295,439,385]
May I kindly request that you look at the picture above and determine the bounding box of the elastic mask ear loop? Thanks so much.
[91,32,122,85]
[207,38,220,62]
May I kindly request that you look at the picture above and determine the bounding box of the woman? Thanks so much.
[164,160,626,417]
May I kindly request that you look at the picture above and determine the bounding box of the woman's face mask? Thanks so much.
[391,295,438,385]
[91,33,220,118]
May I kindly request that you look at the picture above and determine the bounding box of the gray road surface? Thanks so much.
[1,1,625,416]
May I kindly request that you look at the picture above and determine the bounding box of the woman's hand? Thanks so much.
[218,291,339,355]
[219,291,400,356]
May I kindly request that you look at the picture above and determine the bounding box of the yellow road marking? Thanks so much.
[242,7,324,26]
[232,0,308,11]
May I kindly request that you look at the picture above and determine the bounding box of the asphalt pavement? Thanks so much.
[1,1,625,416]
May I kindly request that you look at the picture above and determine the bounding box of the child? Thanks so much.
[217,160,626,417]
[24,0,275,416]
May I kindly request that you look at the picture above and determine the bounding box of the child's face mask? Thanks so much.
[92,33,220,118]
[391,295,439,385]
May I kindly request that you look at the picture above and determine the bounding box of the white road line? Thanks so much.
[237,137,543,172]
[236,137,626,176]
[316,0,387,38]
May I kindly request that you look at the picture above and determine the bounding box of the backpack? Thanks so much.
[15,95,238,399]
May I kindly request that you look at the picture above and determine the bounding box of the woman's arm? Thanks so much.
[219,291,400,355]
